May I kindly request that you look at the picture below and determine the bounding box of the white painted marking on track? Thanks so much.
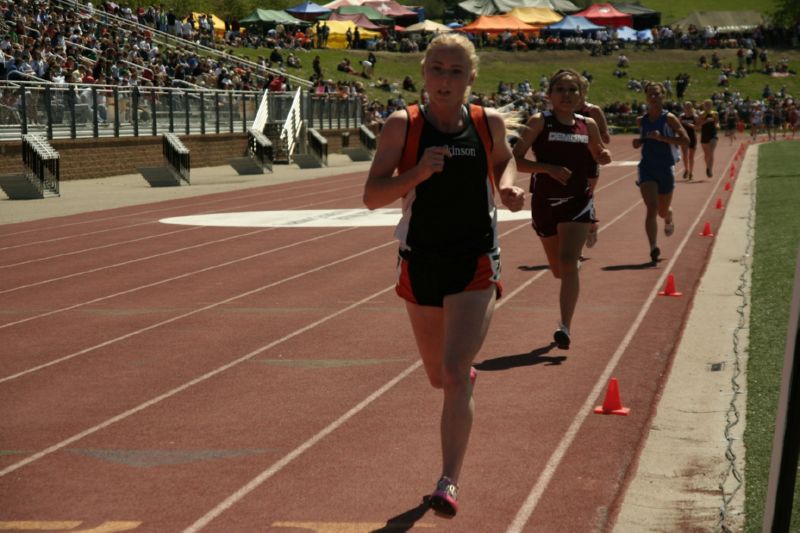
[608,160,639,166]
[160,208,531,228]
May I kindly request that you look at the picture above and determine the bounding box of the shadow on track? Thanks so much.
[371,499,430,532]
[474,343,565,372]
[602,260,658,271]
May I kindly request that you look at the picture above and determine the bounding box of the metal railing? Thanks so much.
[307,128,328,166]
[359,124,378,152]
[163,132,190,184]
[247,127,273,172]
[21,133,60,196]
[0,82,363,141]
[281,89,304,161]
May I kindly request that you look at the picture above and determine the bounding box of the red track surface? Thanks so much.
[0,136,741,532]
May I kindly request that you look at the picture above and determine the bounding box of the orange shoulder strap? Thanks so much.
[398,104,423,174]
[398,104,496,185]
[469,103,495,187]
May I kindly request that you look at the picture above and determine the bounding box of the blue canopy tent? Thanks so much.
[545,15,604,34]
[614,25,637,41]
[286,1,332,21]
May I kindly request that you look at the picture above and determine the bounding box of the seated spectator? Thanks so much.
[287,52,301,69]
[269,48,283,67]
[337,58,354,74]
[617,54,629,68]
[402,75,416,92]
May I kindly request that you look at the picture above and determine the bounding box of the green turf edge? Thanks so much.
[745,140,800,531]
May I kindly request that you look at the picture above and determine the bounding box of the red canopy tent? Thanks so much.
[460,14,539,34]
[574,3,632,28]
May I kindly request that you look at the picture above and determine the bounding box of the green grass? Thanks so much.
[637,0,778,25]
[746,141,800,531]
[233,47,800,109]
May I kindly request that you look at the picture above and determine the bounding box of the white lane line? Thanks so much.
[0,228,382,383]
[506,147,740,533]
[0,285,396,479]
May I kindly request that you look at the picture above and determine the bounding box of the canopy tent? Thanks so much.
[327,12,386,30]
[460,13,540,34]
[286,1,332,21]
[508,7,562,26]
[544,15,604,33]
[400,19,453,33]
[313,19,382,47]
[613,25,637,41]
[574,3,632,28]
[363,0,418,18]
[612,2,660,30]
[322,5,393,24]
[239,9,309,27]
[673,10,765,33]
[457,0,578,17]
[184,13,226,38]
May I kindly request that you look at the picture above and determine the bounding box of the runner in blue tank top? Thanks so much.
[633,82,690,263]
[513,68,611,350]
[364,33,524,519]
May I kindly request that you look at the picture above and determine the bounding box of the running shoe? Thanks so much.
[429,476,459,518]
[706,167,712,178]
[469,366,477,385]
[664,218,674,237]
[553,323,571,350]
[650,246,661,263]
[586,225,598,248]
[683,170,688,180]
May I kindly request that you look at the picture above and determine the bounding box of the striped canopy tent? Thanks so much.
[460,13,540,34]
[327,12,386,30]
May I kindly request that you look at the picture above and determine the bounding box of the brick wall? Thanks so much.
[0,128,365,181]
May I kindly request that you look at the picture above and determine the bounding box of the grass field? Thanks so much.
[641,0,778,25]
[233,47,800,110]
[746,141,800,531]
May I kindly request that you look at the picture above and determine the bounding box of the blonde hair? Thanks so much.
[421,33,479,73]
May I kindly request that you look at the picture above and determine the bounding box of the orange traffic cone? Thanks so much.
[699,221,714,237]
[594,378,630,416]
[724,181,732,192]
[715,198,724,209]
[658,273,683,296]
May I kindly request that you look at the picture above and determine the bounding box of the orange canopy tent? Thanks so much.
[460,14,540,34]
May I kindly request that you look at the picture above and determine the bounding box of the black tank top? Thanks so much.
[396,106,495,256]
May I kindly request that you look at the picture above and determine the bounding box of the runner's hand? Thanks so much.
[417,146,450,180]
[547,165,572,185]
[499,185,526,212]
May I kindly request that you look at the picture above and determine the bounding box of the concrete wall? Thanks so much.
[0,128,365,181]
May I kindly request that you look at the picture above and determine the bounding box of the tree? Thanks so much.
[771,0,800,27]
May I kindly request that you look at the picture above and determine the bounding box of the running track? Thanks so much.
[0,136,741,532]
